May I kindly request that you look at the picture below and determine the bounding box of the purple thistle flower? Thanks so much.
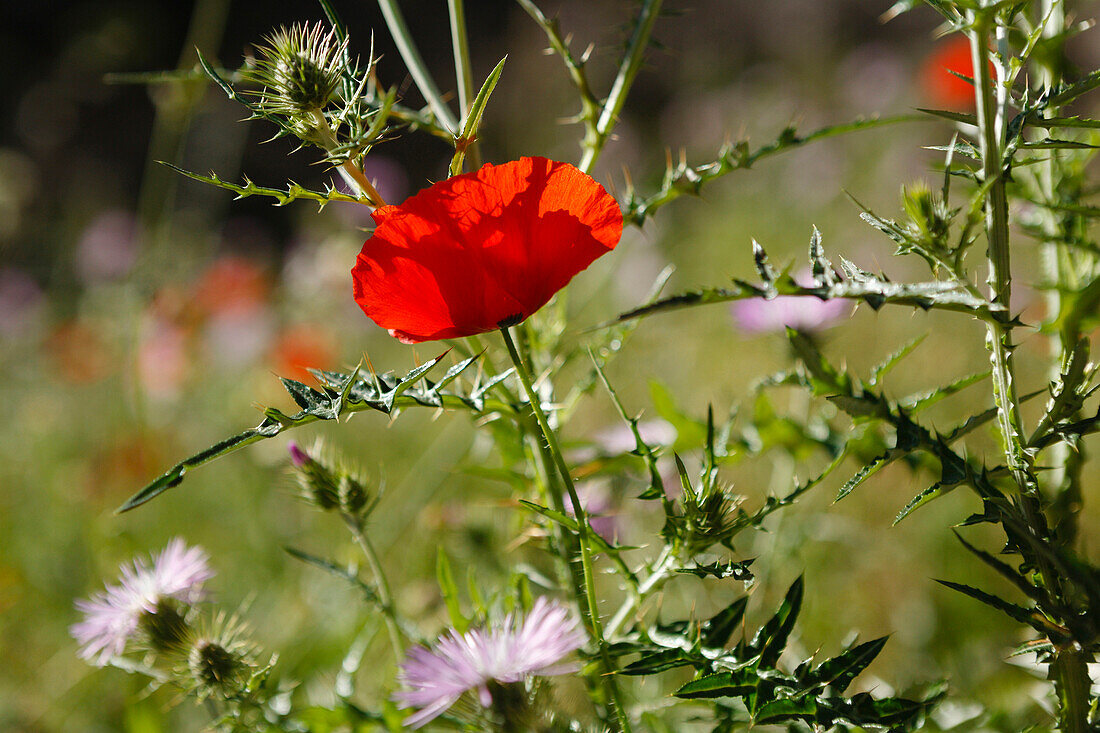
[71,539,214,666]
[730,271,852,334]
[394,597,586,728]
[287,440,312,468]
[730,294,852,334]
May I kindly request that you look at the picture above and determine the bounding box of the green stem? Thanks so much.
[310,109,386,207]
[605,547,674,639]
[1035,4,1092,729]
[499,326,632,733]
[577,0,664,173]
[343,513,404,660]
[969,14,1030,494]
[1050,647,1092,733]
[376,0,459,133]
[447,0,481,170]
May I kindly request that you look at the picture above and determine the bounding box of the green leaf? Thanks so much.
[516,500,630,556]
[674,668,760,699]
[753,697,818,725]
[678,560,755,582]
[901,371,990,413]
[750,576,804,668]
[916,107,978,125]
[621,649,696,675]
[615,272,1006,326]
[449,56,507,176]
[119,353,488,513]
[869,334,926,387]
[701,596,750,648]
[934,579,1042,629]
[161,162,367,209]
[436,548,469,633]
[809,636,888,694]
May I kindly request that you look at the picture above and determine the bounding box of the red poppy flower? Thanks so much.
[351,156,623,343]
[920,35,993,110]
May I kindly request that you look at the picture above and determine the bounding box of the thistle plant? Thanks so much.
[70,0,1100,731]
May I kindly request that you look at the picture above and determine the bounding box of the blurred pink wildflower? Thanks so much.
[71,539,213,666]
[394,597,585,728]
[730,273,852,334]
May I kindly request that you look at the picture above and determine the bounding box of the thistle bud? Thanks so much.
[243,23,347,136]
[288,440,373,517]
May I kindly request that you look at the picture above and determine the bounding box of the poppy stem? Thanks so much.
[498,326,633,733]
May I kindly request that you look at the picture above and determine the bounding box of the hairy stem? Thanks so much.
[343,513,404,660]
[969,14,1030,493]
[500,326,632,733]
[605,546,675,639]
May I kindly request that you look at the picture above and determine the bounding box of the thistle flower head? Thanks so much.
[244,23,347,121]
[185,612,258,700]
[394,598,586,728]
[71,539,213,666]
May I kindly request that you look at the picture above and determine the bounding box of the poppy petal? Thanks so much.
[352,157,623,343]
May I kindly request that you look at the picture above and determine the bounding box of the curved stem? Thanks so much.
[310,110,386,207]
[499,326,632,733]
[343,513,404,660]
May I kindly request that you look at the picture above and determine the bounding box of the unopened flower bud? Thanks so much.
[243,23,347,137]
[288,440,372,516]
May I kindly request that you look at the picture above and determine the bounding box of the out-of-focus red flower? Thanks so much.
[271,325,335,382]
[193,256,268,317]
[920,35,993,110]
[352,156,623,343]
[46,321,114,384]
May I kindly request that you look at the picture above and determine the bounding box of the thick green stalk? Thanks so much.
[499,327,632,733]
[969,14,1030,494]
[376,0,458,133]
[577,0,664,173]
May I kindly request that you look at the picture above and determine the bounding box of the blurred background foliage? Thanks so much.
[2,0,1099,730]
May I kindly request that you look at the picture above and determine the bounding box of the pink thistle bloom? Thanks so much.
[730,270,853,334]
[730,293,852,333]
[394,598,586,728]
[71,539,214,666]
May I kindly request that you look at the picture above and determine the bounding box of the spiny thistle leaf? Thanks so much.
[623,115,919,225]
[613,236,1008,326]
[160,163,368,209]
[119,354,489,513]
[749,576,804,669]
